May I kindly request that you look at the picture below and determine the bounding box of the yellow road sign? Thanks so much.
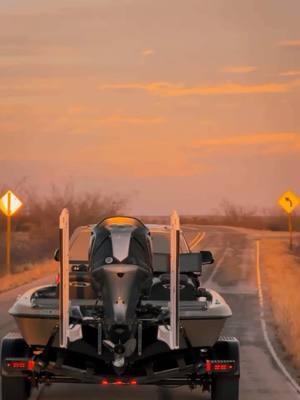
[278,190,299,214]
[0,190,23,217]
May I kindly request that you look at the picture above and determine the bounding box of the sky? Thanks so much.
[0,0,300,214]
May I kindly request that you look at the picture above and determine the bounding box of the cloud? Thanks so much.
[0,103,167,141]
[99,80,300,96]
[63,108,166,126]
[222,66,257,74]
[49,114,167,135]
[141,48,154,56]
[277,40,300,47]
[279,70,300,77]
[94,115,166,125]
[192,132,300,153]
[0,77,67,97]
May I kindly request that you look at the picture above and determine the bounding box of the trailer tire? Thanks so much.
[210,337,240,400]
[1,333,32,400]
[1,375,31,400]
[211,375,239,400]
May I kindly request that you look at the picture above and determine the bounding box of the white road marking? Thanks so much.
[204,247,229,286]
[189,232,206,250]
[189,232,202,248]
[256,240,300,396]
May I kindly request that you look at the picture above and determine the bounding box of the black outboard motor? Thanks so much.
[89,217,153,369]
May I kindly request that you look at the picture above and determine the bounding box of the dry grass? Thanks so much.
[181,214,300,231]
[0,183,128,268]
[0,259,57,294]
[261,239,300,368]
[180,199,300,231]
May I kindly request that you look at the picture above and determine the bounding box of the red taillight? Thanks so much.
[6,360,35,371]
[213,363,233,371]
[100,378,137,386]
[100,378,137,385]
[55,274,60,285]
[6,361,26,369]
[205,360,212,372]
[205,360,235,374]
[27,360,35,371]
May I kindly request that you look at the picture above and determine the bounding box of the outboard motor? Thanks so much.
[89,217,153,370]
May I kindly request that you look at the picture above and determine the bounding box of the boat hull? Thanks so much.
[14,316,59,347]
[9,286,232,348]
[181,319,226,347]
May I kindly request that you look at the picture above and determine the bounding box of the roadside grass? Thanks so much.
[180,215,300,232]
[261,238,300,368]
[0,184,128,271]
[0,260,57,294]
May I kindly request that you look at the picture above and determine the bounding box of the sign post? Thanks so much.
[278,190,299,250]
[0,191,23,274]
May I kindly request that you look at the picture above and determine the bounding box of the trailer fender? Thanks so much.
[1,333,31,377]
[211,336,240,377]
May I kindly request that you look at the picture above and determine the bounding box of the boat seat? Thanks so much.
[149,273,197,301]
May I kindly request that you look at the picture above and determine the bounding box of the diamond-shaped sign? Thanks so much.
[0,190,23,217]
[278,190,299,214]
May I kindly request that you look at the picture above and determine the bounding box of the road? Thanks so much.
[0,225,299,399]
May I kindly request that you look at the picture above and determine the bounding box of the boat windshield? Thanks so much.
[69,227,190,264]
[69,228,91,263]
[150,231,189,254]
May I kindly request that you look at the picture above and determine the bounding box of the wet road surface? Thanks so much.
[0,226,299,399]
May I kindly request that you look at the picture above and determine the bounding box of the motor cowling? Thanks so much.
[92,264,151,326]
[89,217,153,357]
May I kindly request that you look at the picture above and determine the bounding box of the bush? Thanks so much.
[0,184,128,271]
[181,199,300,232]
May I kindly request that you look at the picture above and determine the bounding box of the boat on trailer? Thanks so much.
[2,211,240,400]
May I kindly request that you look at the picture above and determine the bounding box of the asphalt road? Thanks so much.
[0,225,299,399]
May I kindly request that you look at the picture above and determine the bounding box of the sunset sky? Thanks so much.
[1,0,300,214]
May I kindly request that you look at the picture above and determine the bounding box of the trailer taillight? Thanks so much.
[27,360,35,370]
[205,360,212,372]
[55,274,60,285]
[205,360,235,374]
[6,360,27,369]
[6,359,35,371]
[100,378,138,385]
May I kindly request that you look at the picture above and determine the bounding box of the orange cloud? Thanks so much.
[0,102,167,140]
[1,78,64,90]
[53,114,167,135]
[193,132,300,153]
[279,70,300,77]
[75,134,208,177]
[99,80,299,96]
[63,108,166,125]
[222,66,257,74]
[277,40,300,47]
[141,48,155,56]
[95,115,165,125]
